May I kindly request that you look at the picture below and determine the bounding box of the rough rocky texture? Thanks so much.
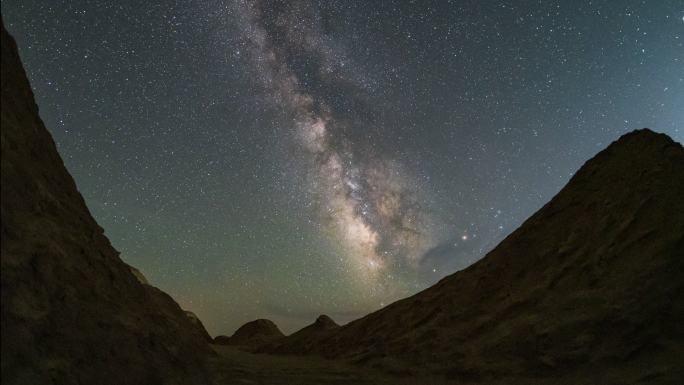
[264,129,684,384]
[0,20,213,385]
[212,319,284,350]
[260,315,339,354]
[127,264,150,285]
[213,335,233,345]
[185,310,213,342]
[127,263,212,342]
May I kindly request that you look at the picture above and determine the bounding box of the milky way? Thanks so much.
[235,0,433,287]
[4,0,681,334]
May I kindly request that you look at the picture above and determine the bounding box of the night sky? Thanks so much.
[2,0,682,335]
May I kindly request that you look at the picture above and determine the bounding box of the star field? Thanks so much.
[2,0,682,334]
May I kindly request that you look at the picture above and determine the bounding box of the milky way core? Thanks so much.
[235,0,433,288]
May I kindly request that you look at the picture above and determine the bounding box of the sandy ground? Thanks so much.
[209,343,684,385]
[208,345,452,385]
[209,345,387,384]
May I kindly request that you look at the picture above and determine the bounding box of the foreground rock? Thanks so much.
[127,263,212,342]
[263,129,684,383]
[185,310,213,342]
[0,20,212,385]
[128,264,150,285]
[212,319,284,350]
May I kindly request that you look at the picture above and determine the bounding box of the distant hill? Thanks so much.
[0,20,212,385]
[212,319,284,350]
[259,315,339,354]
[263,129,684,383]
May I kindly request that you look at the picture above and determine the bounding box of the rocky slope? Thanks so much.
[0,20,213,385]
[263,129,684,383]
[127,263,212,342]
[185,310,213,342]
[212,319,284,349]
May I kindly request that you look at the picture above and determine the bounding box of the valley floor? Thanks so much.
[208,344,683,385]
[209,345,440,385]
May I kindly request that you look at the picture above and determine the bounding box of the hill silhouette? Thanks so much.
[212,319,284,349]
[259,315,340,354]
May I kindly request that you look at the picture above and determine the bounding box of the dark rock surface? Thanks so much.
[185,310,213,342]
[0,19,213,385]
[127,263,213,342]
[310,315,339,330]
[127,264,150,285]
[213,335,233,345]
[263,129,684,383]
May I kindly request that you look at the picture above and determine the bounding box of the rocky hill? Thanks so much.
[301,315,339,333]
[212,319,284,349]
[127,263,212,342]
[263,129,684,383]
[0,20,213,385]
[260,315,339,354]
[185,310,213,342]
